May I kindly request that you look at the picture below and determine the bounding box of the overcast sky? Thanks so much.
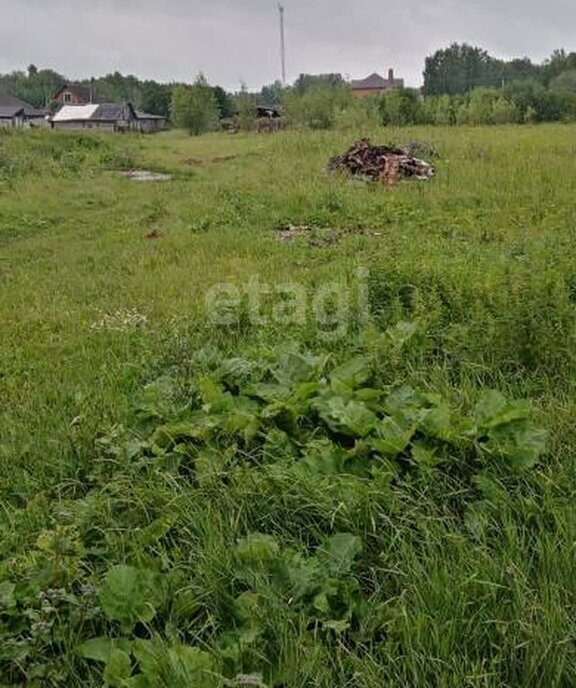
[1,0,574,90]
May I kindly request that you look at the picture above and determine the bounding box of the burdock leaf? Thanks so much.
[99,566,161,631]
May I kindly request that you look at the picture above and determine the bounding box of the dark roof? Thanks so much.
[92,102,136,121]
[351,73,405,90]
[135,110,166,120]
[54,83,100,103]
[0,93,46,118]
[256,105,281,118]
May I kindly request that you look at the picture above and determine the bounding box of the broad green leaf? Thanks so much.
[167,645,217,685]
[243,383,291,402]
[370,415,415,456]
[493,426,547,471]
[320,533,362,575]
[210,394,261,441]
[137,377,177,420]
[218,357,260,389]
[234,592,263,622]
[197,376,224,404]
[419,403,454,441]
[99,566,161,631]
[152,417,217,448]
[475,391,530,430]
[137,516,175,547]
[411,442,439,468]
[386,321,418,350]
[354,388,382,404]
[261,401,299,436]
[0,581,16,610]
[283,552,320,600]
[313,396,377,438]
[103,649,132,687]
[133,640,218,687]
[300,439,346,475]
[195,447,232,485]
[313,590,331,614]
[383,386,424,416]
[472,474,510,504]
[131,640,158,679]
[330,356,371,389]
[78,637,115,663]
[263,428,296,462]
[273,351,328,386]
[323,619,350,634]
[235,534,280,568]
[292,381,323,403]
[125,677,151,688]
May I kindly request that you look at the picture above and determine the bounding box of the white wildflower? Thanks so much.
[90,309,148,333]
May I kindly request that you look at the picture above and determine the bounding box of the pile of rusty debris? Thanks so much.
[328,138,435,185]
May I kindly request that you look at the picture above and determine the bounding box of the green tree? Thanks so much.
[423,43,504,96]
[550,69,576,94]
[492,96,518,124]
[140,81,172,118]
[171,74,218,135]
[213,86,234,119]
[260,80,286,105]
[293,73,345,95]
[284,84,352,130]
[457,88,498,124]
[380,89,423,126]
[235,84,256,131]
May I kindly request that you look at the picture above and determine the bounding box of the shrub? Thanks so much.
[171,74,219,136]
[380,88,423,126]
[283,85,352,130]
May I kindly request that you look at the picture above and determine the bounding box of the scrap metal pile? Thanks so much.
[328,138,435,185]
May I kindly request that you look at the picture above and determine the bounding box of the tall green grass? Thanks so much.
[1,126,575,686]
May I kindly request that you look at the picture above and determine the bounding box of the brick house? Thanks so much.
[351,69,404,98]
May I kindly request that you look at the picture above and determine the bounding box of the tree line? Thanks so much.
[0,65,235,121]
[3,43,576,132]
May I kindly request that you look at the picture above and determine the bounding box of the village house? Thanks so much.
[51,84,167,132]
[51,102,167,133]
[350,68,405,98]
[51,102,138,132]
[53,83,99,106]
[134,110,168,133]
[0,93,48,128]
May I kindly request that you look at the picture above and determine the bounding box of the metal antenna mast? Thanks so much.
[278,3,286,84]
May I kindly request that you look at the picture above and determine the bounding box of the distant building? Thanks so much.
[51,103,138,132]
[51,84,167,132]
[51,102,167,133]
[134,110,168,133]
[0,93,48,128]
[53,83,100,106]
[350,69,404,98]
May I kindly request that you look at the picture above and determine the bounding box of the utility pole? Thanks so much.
[278,3,286,84]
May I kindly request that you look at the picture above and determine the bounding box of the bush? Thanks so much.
[235,85,257,132]
[171,74,219,136]
[380,89,423,126]
[333,96,381,131]
[283,85,352,130]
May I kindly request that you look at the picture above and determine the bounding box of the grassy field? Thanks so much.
[1,124,575,687]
